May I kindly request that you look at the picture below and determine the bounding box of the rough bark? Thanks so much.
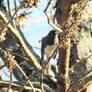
[55,0,81,92]
[57,38,70,92]
[55,0,71,92]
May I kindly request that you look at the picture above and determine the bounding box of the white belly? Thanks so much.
[44,45,56,58]
[44,34,59,58]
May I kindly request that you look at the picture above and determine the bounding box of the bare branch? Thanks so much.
[44,0,52,13]
[7,0,17,29]
[44,74,57,83]
[32,82,55,92]
[67,70,92,92]
[70,53,92,72]
[7,0,12,17]
[14,0,17,12]
[44,0,63,33]
[19,53,57,92]
[30,44,41,50]
[15,63,36,92]
[40,72,44,92]
[45,11,63,33]
[0,80,41,91]
[0,6,21,34]
[7,71,13,92]
[0,10,42,70]
[0,48,36,92]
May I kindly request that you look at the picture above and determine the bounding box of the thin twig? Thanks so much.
[14,0,17,12]
[30,44,41,50]
[11,52,29,61]
[15,63,36,92]
[44,0,63,33]
[45,11,63,33]
[67,70,92,92]
[19,61,50,92]
[69,53,92,72]
[7,0,12,17]
[0,5,21,34]
[0,48,35,92]
[40,71,44,92]
[44,0,52,12]
[44,74,57,83]
[7,71,13,92]
[19,43,58,92]
[7,0,18,29]
[0,80,41,91]
[0,10,42,70]
[40,59,44,92]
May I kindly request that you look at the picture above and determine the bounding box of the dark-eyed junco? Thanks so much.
[41,30,59,63]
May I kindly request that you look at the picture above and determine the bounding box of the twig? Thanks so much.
[0,65,6,70]
[19,43,58,92]
[14,0,17,12]
[0,48,35,92]
[0,5,21,34]
[44,0,63,33]
[7,0,12,17]
[21,14,46,26]
[0,10,42,70]
[20,10,55,26]
[15,63,36,92]
[32,82,55,92]
[45,11,63,33]
[67,70,92,92]
[0,80,41,91]
[40,58,44,92]
[44,74,57,83]
[69,53,92,72]
[11,52,29,61]
[44,0,52,12]
[30,44,41,50]
[19,61,49,92]
[7,0,18,29]
[40,71,44,92]
[7,71,13,92]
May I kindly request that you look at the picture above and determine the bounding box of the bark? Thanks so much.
[57,38,70,92]
[55,0,72,92]
[55,0,81,92]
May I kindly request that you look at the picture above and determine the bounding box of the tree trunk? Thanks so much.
[57,39,70,92]
[55,0,81,92]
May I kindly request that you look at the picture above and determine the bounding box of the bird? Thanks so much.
[41,30,59,74]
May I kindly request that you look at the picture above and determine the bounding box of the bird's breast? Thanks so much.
[44,45,56,58]
[44,34,59,58]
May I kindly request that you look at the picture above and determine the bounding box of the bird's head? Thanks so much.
[48,30,59,36]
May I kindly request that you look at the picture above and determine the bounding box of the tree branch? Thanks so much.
[0,80,41,91]
[69,53,92,72]
[0,10,42,70]
[67,70,92,92]
[44,0,63,33]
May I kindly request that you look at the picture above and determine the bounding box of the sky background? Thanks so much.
[0,0,92,81]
